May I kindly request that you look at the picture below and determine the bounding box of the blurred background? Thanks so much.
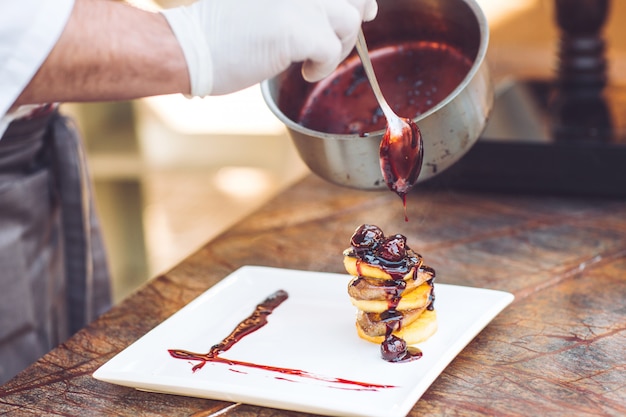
[66,0,626,303]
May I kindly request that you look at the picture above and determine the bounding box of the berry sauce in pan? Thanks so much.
[296,41,472,135]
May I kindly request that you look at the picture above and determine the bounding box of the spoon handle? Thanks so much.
[355,28,396,120]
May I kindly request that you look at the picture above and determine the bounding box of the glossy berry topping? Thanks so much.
[350,224,384,250]
[380,334,408,362]
[376,234,407,262]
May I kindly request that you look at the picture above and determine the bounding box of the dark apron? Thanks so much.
[0,109,111,384]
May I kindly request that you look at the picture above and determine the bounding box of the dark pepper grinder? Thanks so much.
[550,0,613,141]
[555,0,609,88]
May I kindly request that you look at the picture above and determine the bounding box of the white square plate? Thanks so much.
[94,266,514,417]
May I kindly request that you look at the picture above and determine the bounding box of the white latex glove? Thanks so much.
[161,0,378,96]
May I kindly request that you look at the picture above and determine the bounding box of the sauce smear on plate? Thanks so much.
[168,289,396,390]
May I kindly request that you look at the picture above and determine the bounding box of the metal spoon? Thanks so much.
[355,28,423,208]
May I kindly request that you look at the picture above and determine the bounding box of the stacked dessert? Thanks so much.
[343,224,437,361]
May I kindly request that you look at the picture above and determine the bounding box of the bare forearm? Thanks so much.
[14,0,190,107]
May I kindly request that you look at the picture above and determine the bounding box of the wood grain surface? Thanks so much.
[1,174,625,416]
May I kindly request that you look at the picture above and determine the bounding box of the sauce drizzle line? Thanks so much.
[168,289,397,390]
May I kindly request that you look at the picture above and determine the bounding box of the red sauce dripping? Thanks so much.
[168,289,396,390]
[379,118,424,221]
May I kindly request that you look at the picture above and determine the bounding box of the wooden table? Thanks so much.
[1,174,625,416]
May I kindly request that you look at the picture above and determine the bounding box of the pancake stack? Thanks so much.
[343,224,437,359]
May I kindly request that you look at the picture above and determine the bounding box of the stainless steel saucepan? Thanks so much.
[261,0,493,190]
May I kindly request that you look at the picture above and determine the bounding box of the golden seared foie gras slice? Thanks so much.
[347,276,418,301]
[342,250,422,281]
[347,267,435,301]
[356,309,438,345]
[349,281,433,313]
[355,305,428,337]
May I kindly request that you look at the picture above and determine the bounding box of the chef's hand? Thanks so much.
[161,0,378,96]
